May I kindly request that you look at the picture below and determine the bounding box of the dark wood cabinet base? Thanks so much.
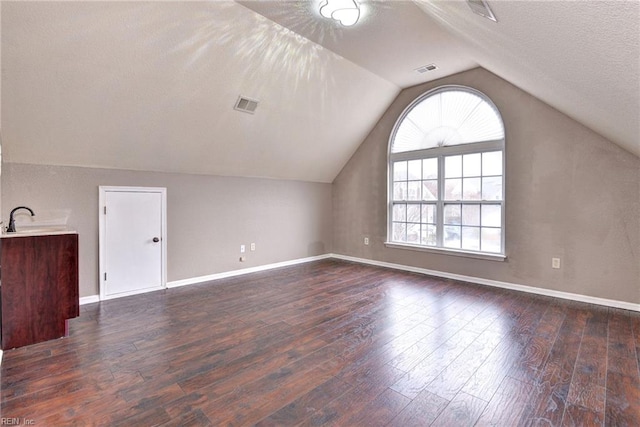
[1,233,79,349]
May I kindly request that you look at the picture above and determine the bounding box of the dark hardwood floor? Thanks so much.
[1,259,639,426]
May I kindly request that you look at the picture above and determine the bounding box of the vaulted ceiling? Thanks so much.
[2,1,638,184]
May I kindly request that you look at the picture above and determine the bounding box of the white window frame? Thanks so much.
[385,86,506,261]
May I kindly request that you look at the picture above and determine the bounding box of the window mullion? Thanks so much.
[437,155,444,247]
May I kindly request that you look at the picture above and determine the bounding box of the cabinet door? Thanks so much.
[1,234,79,349]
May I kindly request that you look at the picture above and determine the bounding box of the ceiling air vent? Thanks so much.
[234,96,259,114]
[415,64,438,74]
[467,0,497,22]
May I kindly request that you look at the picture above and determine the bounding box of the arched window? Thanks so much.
[388,86,505,257]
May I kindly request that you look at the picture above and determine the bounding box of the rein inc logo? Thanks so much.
[1,419,35,425]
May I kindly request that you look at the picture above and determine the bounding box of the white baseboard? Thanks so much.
[330,254,640,312]
[167,254,333,288]
[78,253,639,312]
[80,295,100,305]
[80,255,332,304]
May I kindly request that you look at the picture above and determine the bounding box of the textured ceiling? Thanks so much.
[1,1,399,183]
[414,0,640,157]
[238,0,478,87]
[244,0,640,157]
[2,1,638,186]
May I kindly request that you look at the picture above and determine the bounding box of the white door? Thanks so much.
[99,186,167,300]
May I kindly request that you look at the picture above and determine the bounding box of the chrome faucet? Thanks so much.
[7,206,35,233]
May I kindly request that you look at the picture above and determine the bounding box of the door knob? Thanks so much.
[153,237,160,243]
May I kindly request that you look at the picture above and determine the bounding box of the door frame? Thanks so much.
[98,186,167,301]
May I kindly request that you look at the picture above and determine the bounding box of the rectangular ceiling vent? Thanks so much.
[415,64,438,74]
[234,96,259,114]
[467,0,497,22]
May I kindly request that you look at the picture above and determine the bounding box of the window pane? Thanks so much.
[482,176,502,200]
[393,204,407,222]
[444,204,461,225]
[462,226,480,251]
[423,158,438,179]
[445,178,462,200]
[407,224,420,244]
[389,88,504,255]
[444,226,461,248]
[390,90,504,153]
[482,151,502,176]
[408,160,422,180]
[394,161,407,181]
[393,182,407,201]
[445,155,462,178]
[421,224,437,246]
[463,153,481,177]
[422,180,438,200]
[481,205,501,227]
[392,222,407,242]
[407,181,421,201]
[462,204,480,226]
[421,204,436,224]
[462,177,481,200]
[481,228,501,253]
[407,204,421,223]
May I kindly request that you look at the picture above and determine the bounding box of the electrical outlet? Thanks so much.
[240,245,245,253]
[239,256,246,262]
[250,243,256,251]
[364,237,369,245]
[552,258,561,269]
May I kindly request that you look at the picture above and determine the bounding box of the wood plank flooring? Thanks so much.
[1,259,639,426]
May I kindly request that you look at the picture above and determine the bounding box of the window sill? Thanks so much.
[384,242,507,262]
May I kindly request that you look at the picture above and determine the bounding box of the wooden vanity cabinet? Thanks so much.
[1,233,79,349]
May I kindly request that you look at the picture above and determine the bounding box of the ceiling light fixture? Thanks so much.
[320,0,360,27]
[467,0,497,22]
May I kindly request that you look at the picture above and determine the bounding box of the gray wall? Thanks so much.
[2,164,333,297]
[2,67,638,305]
[333,68,640,304]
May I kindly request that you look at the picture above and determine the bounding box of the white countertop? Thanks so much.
[1,229,77,238]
